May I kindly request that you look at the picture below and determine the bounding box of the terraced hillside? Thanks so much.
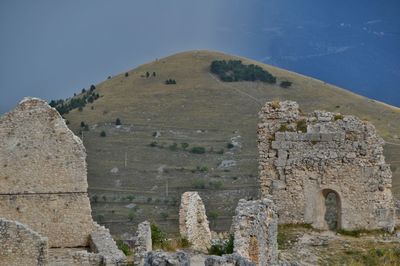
[63,50,400,237]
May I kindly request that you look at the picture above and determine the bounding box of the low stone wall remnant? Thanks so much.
[89,223,127,265]
[132,220,152,266]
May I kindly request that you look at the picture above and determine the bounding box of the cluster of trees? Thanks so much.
[210,60,276,83]
[280,81,292,88]
[165,79,177,85]
[49,85,100,115]
[146,71,156,78]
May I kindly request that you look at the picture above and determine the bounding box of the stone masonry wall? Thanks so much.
[0,97,126,264]
[179,191,211,252]
[0,98,88,194]
[258,101,396,231]
[0,193,93,247]
[231,198,278,266]
[0,98,94,247]
[0,218,48,266]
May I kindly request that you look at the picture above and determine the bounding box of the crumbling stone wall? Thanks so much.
[0,98,87,194]
[179,191,211,252]
[0,218,48,266]
[133,221,152,266]
[0,98,126,265]
[0,193,93,247]
[258,101,396,231]
[89,223,127,265]
[231,198,278,266]
[0,98,93,247]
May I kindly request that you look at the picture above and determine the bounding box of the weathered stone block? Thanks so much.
[179,191,211,252]
[320,133,334,142]
[0,193,93,247]
[0,218,48,266]
[231,198,278,266]
[144,251,190,266]
[306,133,321,142]
[205,253,256,266]
[275,132,285,141]
[0,98,126,264]
[133,221,152,266]
[89,223,127,265]
[272,180,286,190]
[0,98,88,194]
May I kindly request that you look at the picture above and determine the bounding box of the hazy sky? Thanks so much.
[1,0,399,114]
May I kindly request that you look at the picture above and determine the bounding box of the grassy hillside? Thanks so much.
[63,50,400,237]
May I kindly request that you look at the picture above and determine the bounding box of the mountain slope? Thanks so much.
[64,50,400,236]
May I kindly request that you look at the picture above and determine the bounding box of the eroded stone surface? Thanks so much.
[0,218,48,266]
[0,97,87,194]
[144,251,190,266]
[0,98,126,265]
[231,199,278,266]
[0,98,93,247]
[133,221,152,266]
[0,193,94,247]
[205,253,255,266]
[89,223,127,265]
[258,101,397,231]
[179,191,211,252]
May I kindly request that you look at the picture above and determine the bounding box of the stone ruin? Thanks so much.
[258,100,397,231]
[132,221,152,266]
[179,191,212,252]
[0,218,48,265]
[144,251,190,266]
[177,192,278,266]
[231,198,278,265]
[0,98,126,265]
[5,97,397,265]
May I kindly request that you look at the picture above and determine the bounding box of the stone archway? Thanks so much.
[314,189,341,230]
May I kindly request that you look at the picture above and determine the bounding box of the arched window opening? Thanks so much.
[323,190,340,231]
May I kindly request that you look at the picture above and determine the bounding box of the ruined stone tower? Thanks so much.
[0,98,125,265]
[258,101,396,231]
